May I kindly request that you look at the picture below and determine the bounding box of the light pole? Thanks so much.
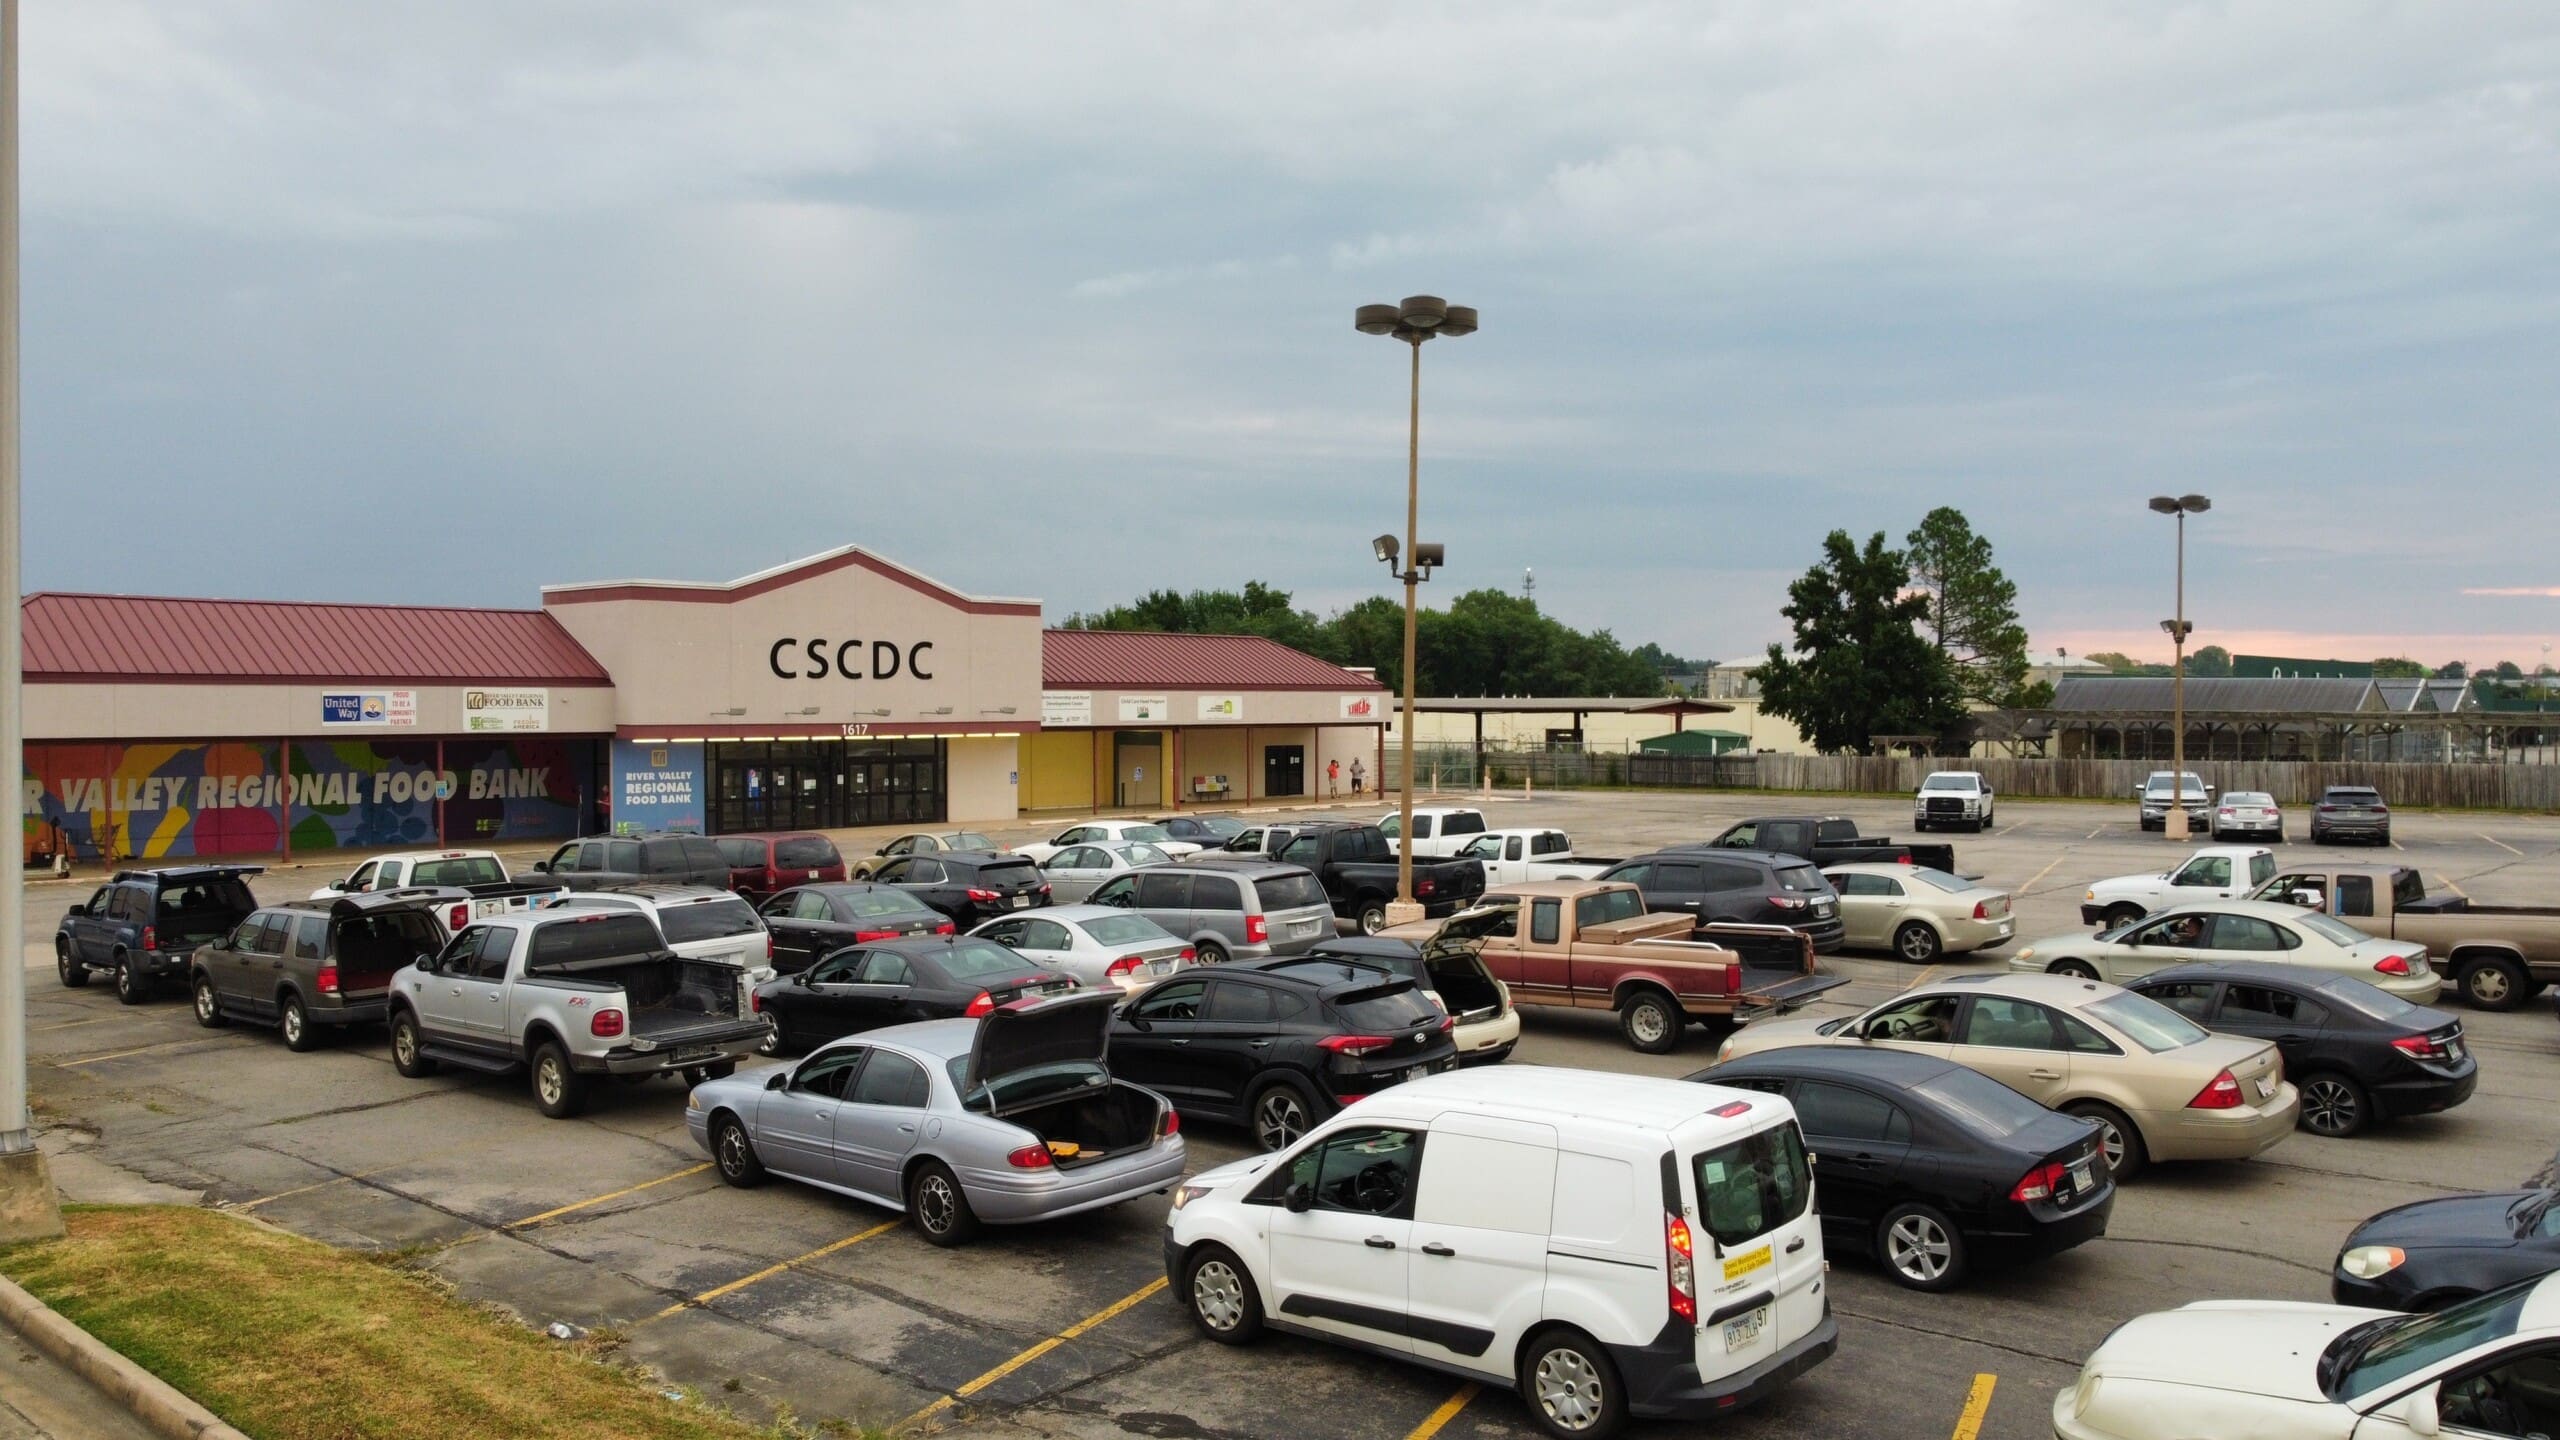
[1357,296,1475,925]
[2150,494,2211,841]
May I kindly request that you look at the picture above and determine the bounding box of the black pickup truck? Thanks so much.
[1694,816,1957,874]
[1207,821,1485,936]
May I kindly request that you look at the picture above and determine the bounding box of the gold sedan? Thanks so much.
[1820,863,2015,962]
[1715,972,2296,1179]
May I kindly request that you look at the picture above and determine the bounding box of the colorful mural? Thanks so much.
[25,738,598,860]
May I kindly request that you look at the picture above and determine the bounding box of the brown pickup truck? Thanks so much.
[2249,862,2560,1011]
[1393,880,1846,1054]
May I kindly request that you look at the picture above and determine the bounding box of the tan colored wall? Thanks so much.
[1178,729,1248,803]
[28,682,617,740]
[944,737,1020,824]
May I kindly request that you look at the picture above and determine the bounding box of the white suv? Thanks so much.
[1913,772,1994,832]
[1163,1067,1834,1439]
[541,886,775,1010]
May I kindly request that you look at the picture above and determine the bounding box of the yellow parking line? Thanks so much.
[1406,1383,1481,1440]
[647,1219,900,1322]
[2440,874,2468,898]
[31,1016,113,1032]
[2018,855,2065,894]
[1952,1373,1996,1440]
[502,1163,711,1231]
[1903,964,1941,990]
[2484,834,2523,856]
[906,1276,1168,1425]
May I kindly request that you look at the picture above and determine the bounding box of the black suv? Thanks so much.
[58,865,264,1004]
[870,850,1050,927]
[1594,848,1845,953]
[532,833,733,891]
[1108,958,1455,1151]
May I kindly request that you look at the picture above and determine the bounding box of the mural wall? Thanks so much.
[24,738,599,860]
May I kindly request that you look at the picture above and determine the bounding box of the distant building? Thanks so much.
[2232,654,2374,679]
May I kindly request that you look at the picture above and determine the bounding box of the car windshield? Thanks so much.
[1913,1070,2053,1139]
[774,837,840,868]
[2316,975,2425,1024]
[1773,864,1826,894]
[2328,790,2383,805]
[948,833,997,851]
[1188,817,1245,839]
[1255,872,1327,911]
[2226,793,2274,807]
[1577,886,1647,926]
[658,898,762,944]
[410,856,506,887]
[1690,1121,1812,1250]
[1921,775,1976,791]
[1901,868,1970,893]
[841,890,930,919]
[2292,911,2371,947]
[1330,981,1439,1031]
[941,939,1040,979]
[2323,1286,2530,1400]
[1077,914,1174,947]
[2080,992,2208,1052]
[1121,825,1173,843]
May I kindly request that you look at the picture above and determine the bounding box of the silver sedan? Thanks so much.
[968,904,1194,989]
[686,991,1185,1245]
[1039,841,1172,903]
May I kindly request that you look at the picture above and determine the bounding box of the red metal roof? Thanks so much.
[23,592,613,686]
[1041,630,1386,692]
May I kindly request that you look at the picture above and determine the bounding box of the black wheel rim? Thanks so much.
[1255,1092,1308,1149]
[2303,1079,2359,1135]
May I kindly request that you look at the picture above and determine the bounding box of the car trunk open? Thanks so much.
[961,990,1164,1166]
[1422,951,1504,1022]
[325,891,455,996]
[529,953,744,1038]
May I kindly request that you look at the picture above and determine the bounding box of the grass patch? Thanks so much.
[0,1205,778,1440]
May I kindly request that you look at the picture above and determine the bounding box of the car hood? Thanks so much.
[1189,1153,1278,1191]
[962,989,1119,1113]
[2087,872,2173,899]
[2084,1300,2375,1401]
[2348,1190,2544,1250]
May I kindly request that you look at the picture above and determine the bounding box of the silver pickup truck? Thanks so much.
[386,909,768,1118]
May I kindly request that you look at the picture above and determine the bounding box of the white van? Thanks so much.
[1162,1066,1834,1439]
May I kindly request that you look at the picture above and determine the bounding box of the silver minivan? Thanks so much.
[1086,863,1335,964]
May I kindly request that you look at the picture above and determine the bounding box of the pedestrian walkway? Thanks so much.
[0,1325,160,1440]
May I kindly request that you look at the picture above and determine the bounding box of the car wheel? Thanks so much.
[2457,956,2530,1012]
[1184,1244,1265,1344]
[1893,921,1942,964]
[1194,939,1229,966]
[2298,1072,2371,1138]
[1355,900,1388,935]
[113,953,148,1006]
[530,1042,588,1119]
[1879,1202,1968,1291]
[1618,989,1682,1055]
[2048,959,2100,980]
[2311,827,2328,845]
[2065,1102,2146,1182]
[908,1160,981,1246]
[754,1019,786,1056]
[280,995,320,1053]
[192,974,229,1029]
[1247,1079,1316,1152]
[711,1114,767,1187]
[1520,1326,1627,1440]
[2102,904,2144,930]
[389,1009,438,1078]
[56,940,88,989]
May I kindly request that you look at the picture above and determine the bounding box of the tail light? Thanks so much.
[935,922,956,935]
[1665,1215,1698,1326]
[967,888,1001,903]
[315,964,341,996]
[1972,901,1989,920]
[1894,851,1913,864]
[591,1008,626,1038]
[1416,878,1436,897]
[2187,1069,2243,1110]
[2374,954,2415,976]
[1766,895,1807,910]
[853,929,902,942]
[1039,883,1052,896]
[964,990,995,1017]
[1157,1107,1180,1139]
[1320,1034,1393,1057]
[2391,1033,2455,1061]
[141,925,157,952]
[448,903,470,932]
[1244,915,1268,945]
[750,989,763,1014]
[1005,1144,1053,1169]
[2010,1161,2069,1203]
[1437,1014,1455,1033]
[1105,956,1145,980]
[765,932,775,962]
[2316,803,2338,812]
[1179,947,1197,962]
[1722,964,1742,995]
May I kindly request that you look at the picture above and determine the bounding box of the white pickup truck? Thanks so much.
[312,849,568,936]
[2079,845,2280,929]
[1378,806,1490,858]
[1448,827,1616,887]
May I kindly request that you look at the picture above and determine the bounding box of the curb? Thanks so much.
[0,1273,251,1440]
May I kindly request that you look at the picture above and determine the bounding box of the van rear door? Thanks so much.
[1679,1111,1824,1380]
[1404,1114,1558,1373]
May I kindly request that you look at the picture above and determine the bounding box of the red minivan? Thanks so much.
[715,833,847,902]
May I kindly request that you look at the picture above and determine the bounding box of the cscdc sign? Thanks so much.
[767,637,936,682]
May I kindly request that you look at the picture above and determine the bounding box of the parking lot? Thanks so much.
[22,790,2560,1440]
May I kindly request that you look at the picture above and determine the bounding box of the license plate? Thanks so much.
[2069,1161,2095,1192]
[1011,895,1032,909]
[1720,1306,1768,1350]
[1291,918,1319,934]
[671,1047,716,1064]
[2447,1039,2466,1061]
[2254,1076,2276,1100]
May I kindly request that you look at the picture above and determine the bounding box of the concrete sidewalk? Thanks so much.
[0,1326,159,1440]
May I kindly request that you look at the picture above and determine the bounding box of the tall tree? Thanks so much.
[1903,507,2031,704]
[2435,660,2469,680]
[2371,656,2429,679]
[2188,645,2233,677]
[1756,530,1964,754]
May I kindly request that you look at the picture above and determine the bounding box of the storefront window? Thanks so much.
[708,739,944,834]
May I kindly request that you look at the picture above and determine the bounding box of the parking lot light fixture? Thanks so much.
[2149,494,2210,839]
[1357,295,1477,917]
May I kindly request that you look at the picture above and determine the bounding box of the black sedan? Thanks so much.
[1108,959,1455,1151]
[1692,1047,2112,1291]
[2124,962,2474,1138]
[2334,1189,2560,1311]
[756,883,952,975]
[1154,815,1245,845]
[751,935,1073,1056]
[870,851,1051,927]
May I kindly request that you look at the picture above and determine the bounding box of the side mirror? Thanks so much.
[2289,890,2321,907]
[531,860,550,873]
[64,902,85,918]
[2400,1386,2440,1438]
[1283,1182,1314,1214]
[764,1072,788,1092]
[796,972,813,986]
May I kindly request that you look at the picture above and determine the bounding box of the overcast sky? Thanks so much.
[24,3,2560,671]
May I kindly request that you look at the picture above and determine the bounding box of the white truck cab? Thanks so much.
[1164,1066,1834,1439]
[1379,807,1490,859]
[1450,828,1612,887]
[2079,845,2279,928]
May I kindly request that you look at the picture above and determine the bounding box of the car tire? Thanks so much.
[2102,904,2144,930]
[2311,827,2328,845]
[1355,900,1389,935]
[755,1020,787,1057]
[2047,959,2100,980]
[1618,989,1683,1055]
[2065,1102,2146,1182]
[2297,1071,2371,1138]
[2456,955,2530,1012]
[192,974,229,1028]
[1878,1202,1968,1291]
[1519,1325,1628,1440]
[389,1009,438,1078]
[908,1159,981,1247]
[711,1114,767,1188]
[1893,921,1942,964]
[1247,1078,1319,1152]
[280,994,321,1053]
[530,1042,589,1119]
[1183,1243,1265,1344]
[56,940,88,989]
[1195,939,1229,966]
[113,953,148,1006]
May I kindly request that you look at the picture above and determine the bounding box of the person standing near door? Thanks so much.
[1349,757,1365,795]
[1327,758,1341,797]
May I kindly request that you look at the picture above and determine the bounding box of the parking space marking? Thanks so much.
[52,1038,236,1067]
[1902,964,1941,991]
[645,1218,900,1322]
[31,1016,114,1032]
[2440,875,2468,898]
[906,1275,1169,1425]
[2017,855,2066,894]
[235,1166,393,1211]
[2485,834,2523,856]
[1952,1373,1996,1440]
[1405,1382,1481,1440]
[502,1163,711,1231]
